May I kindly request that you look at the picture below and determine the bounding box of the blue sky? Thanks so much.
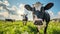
[0,0,60,20]
[7,0,60,15]
[9,0,60,18]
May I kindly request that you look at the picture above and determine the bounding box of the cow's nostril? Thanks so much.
[34,20,43,25]
[39,21,43,25]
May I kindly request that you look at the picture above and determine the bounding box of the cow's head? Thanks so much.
[25,2,54,11]
[24,2,54,23]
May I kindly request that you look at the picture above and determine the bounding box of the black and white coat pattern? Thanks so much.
[24,2,54,34]
[21,14,28,25]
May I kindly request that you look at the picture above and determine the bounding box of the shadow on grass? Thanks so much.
[52,29,60,34]
[28,25,38,34]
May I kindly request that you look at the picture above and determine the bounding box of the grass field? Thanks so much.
[0,20,60,34]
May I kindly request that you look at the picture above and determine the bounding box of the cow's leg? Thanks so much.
[44,19,50,34]
[25,21,27,25]
[44,22,49,34]
[36,25,42,34]
[23,21,25,25]
[23,21,27,25]
[44,12,50,34]
[36,25,40,34]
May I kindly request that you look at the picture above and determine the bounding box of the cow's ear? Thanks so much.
[44,3,54,10]
[24,4,32,11]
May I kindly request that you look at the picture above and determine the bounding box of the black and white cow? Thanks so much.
[24,2,54,34]
[21,14,28,25]
[5,19,15,23]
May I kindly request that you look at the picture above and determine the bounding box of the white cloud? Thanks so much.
[0,12,8,17]
[46,10,54,19]
[58,11,60,15]
[3,12,9,17]
[0,6,3,10]
[0,15,5,20]
[19,4,25,8]
[17,4,33,21]
[51,11,60,19]
[0,0,10,10]
[8,15,17,19]
[47,10,54,16]
[11,5,17,11]
[3,0,10,6]
[0,1,3,4]
[16,4,25,20]
[18,4,25,15]
[0,0,20,20]
[56,11,60,18]
[0,2,33,21]
[2,5,18,15]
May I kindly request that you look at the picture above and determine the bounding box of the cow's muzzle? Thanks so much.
[34,19,43,25]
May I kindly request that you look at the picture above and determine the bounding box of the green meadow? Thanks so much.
[0,20,60,34]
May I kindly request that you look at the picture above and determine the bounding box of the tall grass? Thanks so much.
[0,20,60,34]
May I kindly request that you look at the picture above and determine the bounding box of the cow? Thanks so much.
[5,19,15,23]
[24,2,54,34]
[21,14,28,25]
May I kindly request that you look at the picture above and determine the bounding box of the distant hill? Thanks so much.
[51,18,60,22]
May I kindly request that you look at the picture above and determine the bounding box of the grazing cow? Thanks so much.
[24,2,54,34]
[21,14,28,25]
[5,19,15,23]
